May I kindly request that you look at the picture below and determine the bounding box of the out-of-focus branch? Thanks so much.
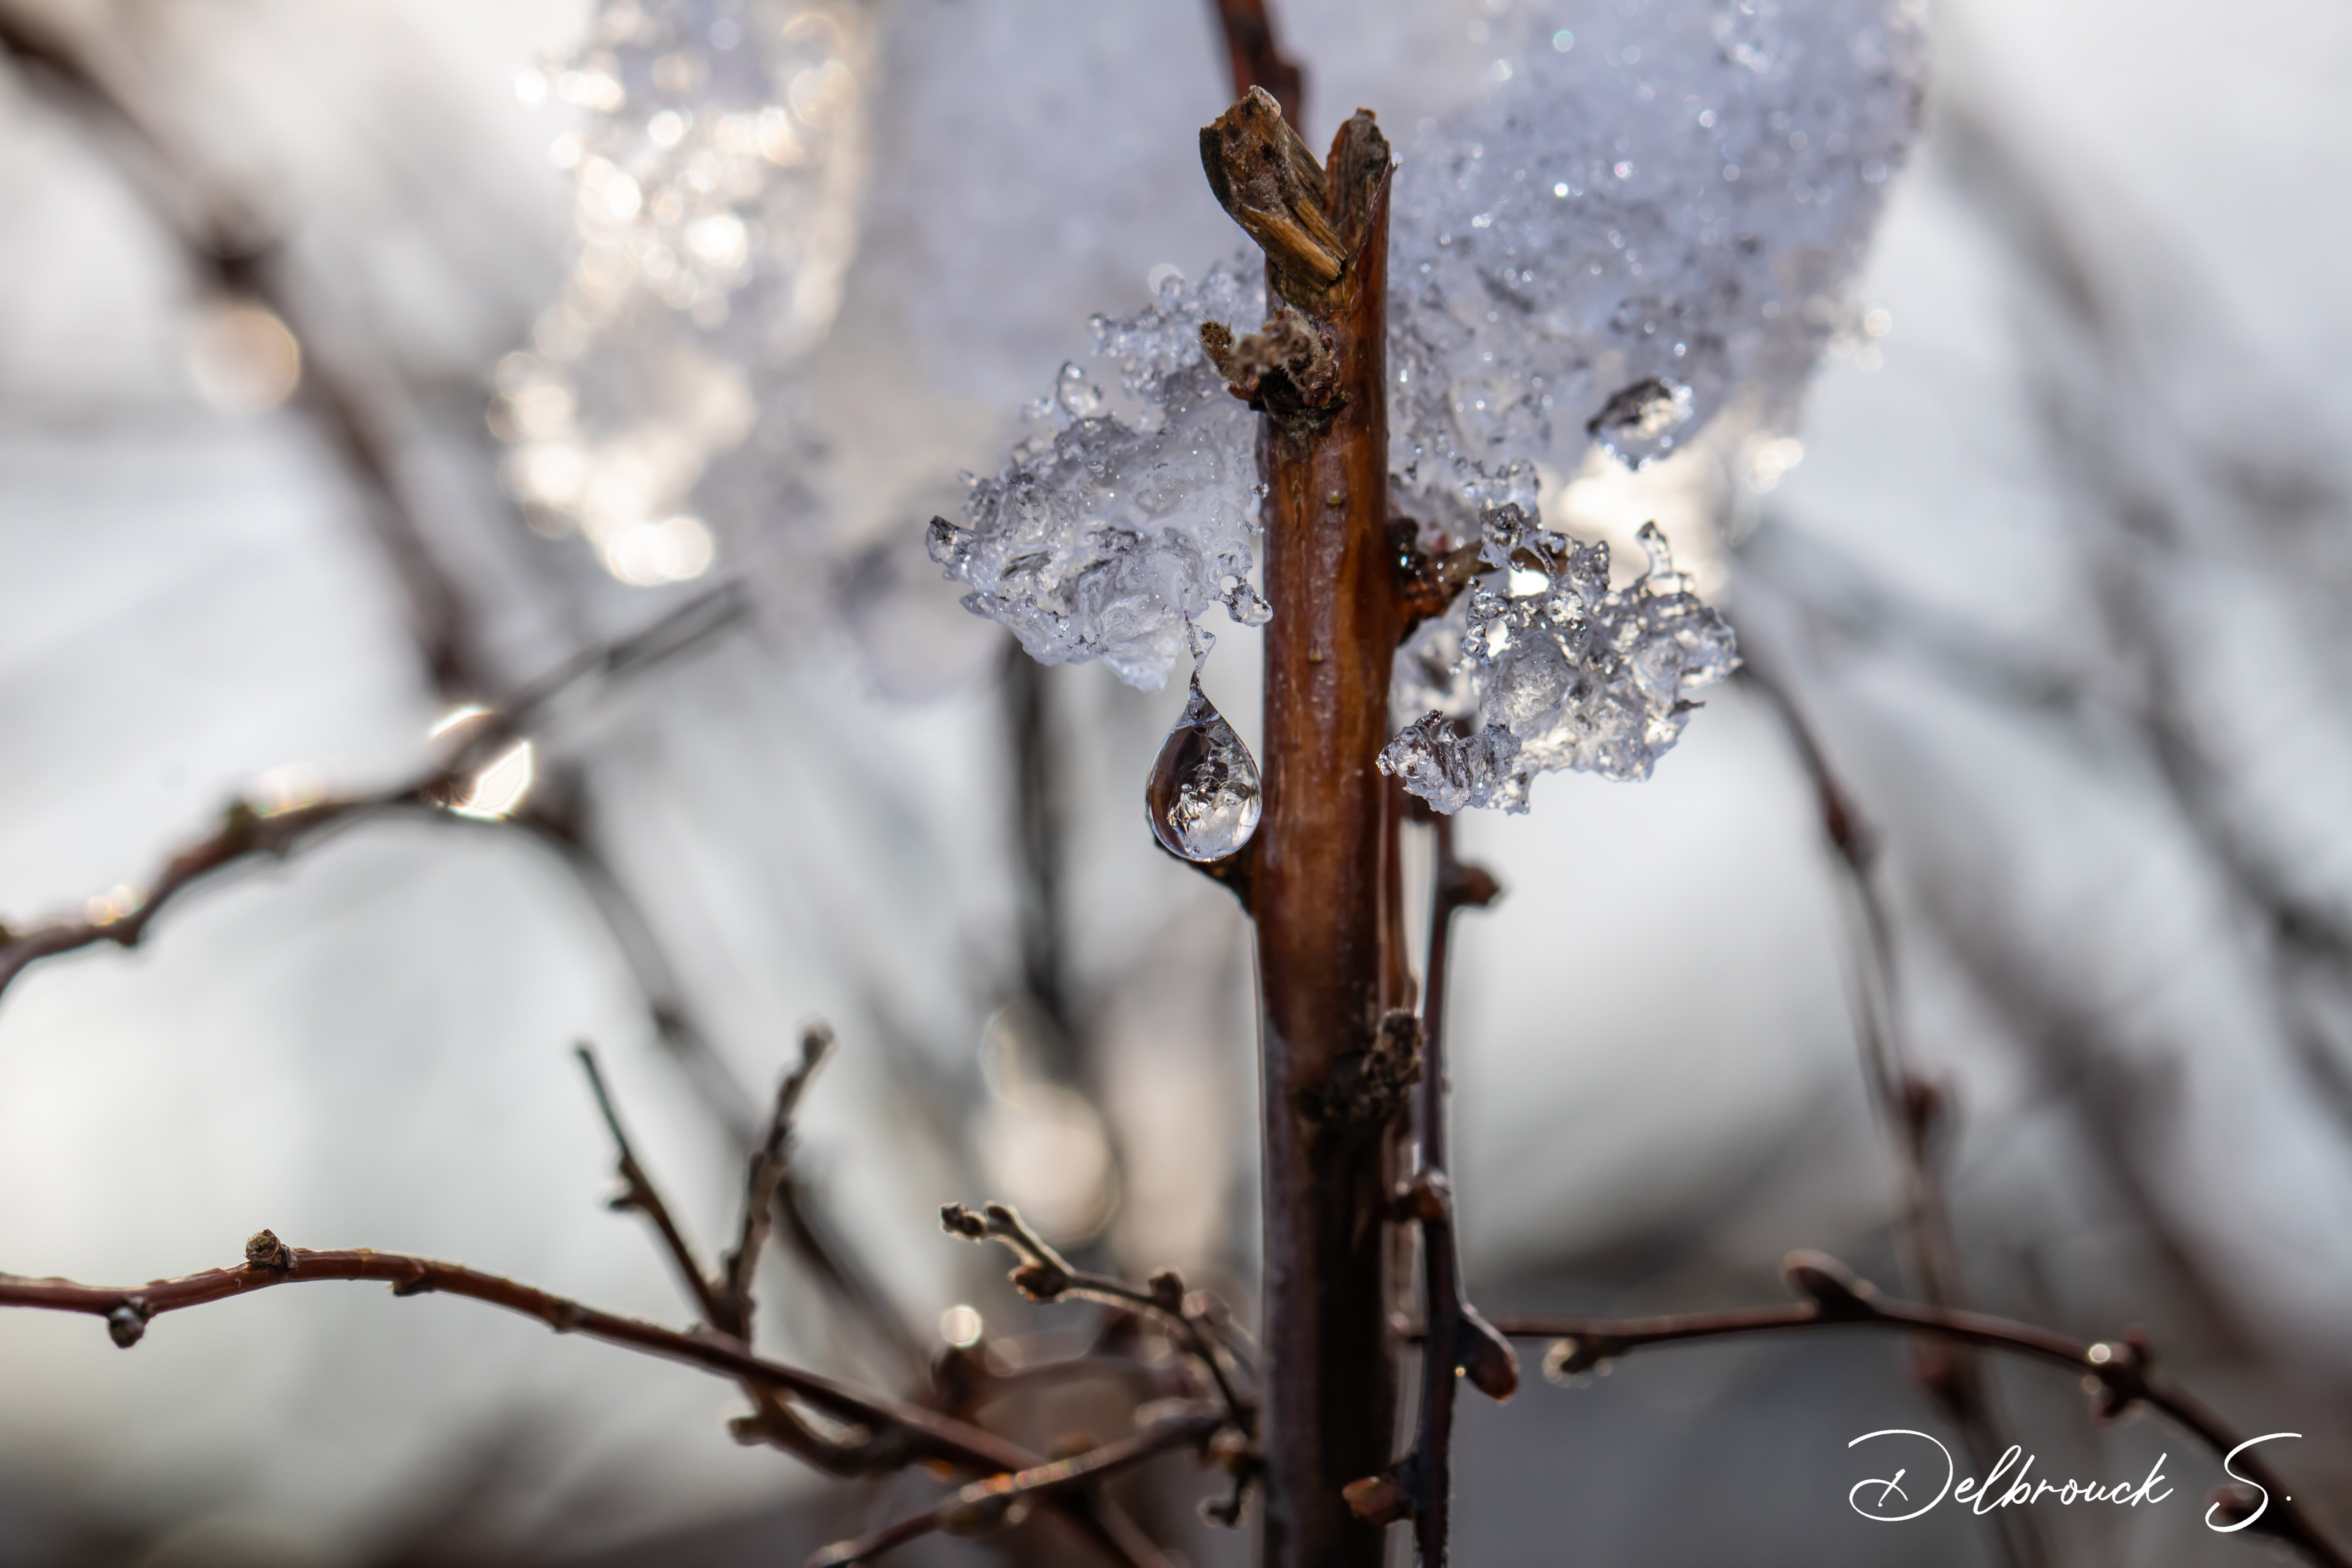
[576,1043,735,1330]
[941,1201,1255,1440]
[1737,656,2047,1568]
[808,1406,1224,1568]
[0,589,746,1008]
[580,1031,927,1475]
[0,4,492,700]
[1393,523,1485,636]
[719,1024,832,1339]
[1205,0,1303,125]
[1003,646,1074,1056]
[1737,532,2281,1349]
[1485,1250,2350,1568]
[1343,813,1509,1563]
[0,4,796,1156]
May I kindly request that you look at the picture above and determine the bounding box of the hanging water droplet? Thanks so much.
[1146,677,1261,862]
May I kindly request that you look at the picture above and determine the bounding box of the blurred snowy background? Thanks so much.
[3,0,2351,1564]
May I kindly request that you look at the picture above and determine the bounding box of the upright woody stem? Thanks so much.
[1200,90,1407,1568]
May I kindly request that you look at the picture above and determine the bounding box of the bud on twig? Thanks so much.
[1341,1471,1413,1526]
[106,1301,149,1348]
[1458,1306,1521,1401]
[244,1228,295,1273]
[1783,1250,1878,1319]
[1009,1262,1070,1301]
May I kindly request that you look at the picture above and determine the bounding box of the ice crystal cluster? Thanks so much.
[494,0,870,585]
[925,261,1272,691]
[930,0,1919,794]
[1380,508,1739,809]
[1388,0,1924,535]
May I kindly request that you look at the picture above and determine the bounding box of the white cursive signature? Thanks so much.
[2205,1433,2303,1534]
[1848,1430,2172,1520]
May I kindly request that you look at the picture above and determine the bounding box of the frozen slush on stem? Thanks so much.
[926,259,1271,691]
[1379,509,1739,811]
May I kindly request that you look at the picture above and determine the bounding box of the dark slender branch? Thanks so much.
[773,1166,930,1382]
[578,1034,947,1487]
[1,1237,1024,1480]
[1393,523,1485,636]
[941,1202,1255,1439]
[717,1024,833,1340]
[0,1233,1169,1568]
[2,1236,1159,1566]
[808,1408,1223,1568]
[1739,534,2282,1350]
[521,803,760,1137]
[1003,645,1075,1059]
[1205,0,1303,125]
[0,589,745,1009]
[1345,815,1507,1561]
[0,3,494,700]
[576,1043,734,1330]
[1736,656,2047,1568]
[1484,1251,2351,1568]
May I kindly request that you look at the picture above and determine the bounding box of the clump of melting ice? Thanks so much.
[1380,507,1739,810]
[932,0,1916,799]
[496,0,871,587]
[927,261,1271,691]
[1389,0,1924,536]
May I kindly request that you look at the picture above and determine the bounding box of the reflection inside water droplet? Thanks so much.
[1145,676,1261,862]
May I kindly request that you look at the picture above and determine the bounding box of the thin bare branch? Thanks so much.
[6,1237,1002,1477]
[1206,0,1303,125]
[942,1202,1255,1442]
[0,588,745,1008]
[575,1043,732,1330]
[0,3,494,700]
[1483,1251,2350,1568]
[808,1407,1223,1568]
[1393,524,1485,636]
[717,1023,834,1340]
[0,1236,1165,1568]
[1736,655,2047,1568]
[1346,813,1508,1561]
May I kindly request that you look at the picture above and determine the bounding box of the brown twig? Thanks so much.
[0,588,746,1008]
[0,1233,1163,1568]
[0,1237,1033,1481]
[1201,86,1406,1568]
[1346,815,1508,1562]
[1393,524,1486,636]
[0,6,837,1252]
[1206,0,1303,125]
[1736,657,2047,1568]
[575,1043,735,1330]
[0,4,493,701]
[1482,1251,2350,1568]
[580,1032,941,1479]
[808,1407,1225,1568]
[718,1024,833,1340]
[576,1048,1168,1567]
[941,1202,1255,1440]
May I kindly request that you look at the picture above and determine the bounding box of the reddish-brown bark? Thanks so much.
[1200,91,1405,1568]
